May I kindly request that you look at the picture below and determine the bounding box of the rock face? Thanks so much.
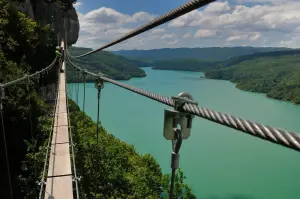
[11,0,79,45]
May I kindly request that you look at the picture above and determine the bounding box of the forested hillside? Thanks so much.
[152,59,214,72]
[67,47,146,81]
[0,1,58,198]
[205,52,300,104]
[113,47,290,61]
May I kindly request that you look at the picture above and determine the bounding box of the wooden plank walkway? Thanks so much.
[44,42,73,199]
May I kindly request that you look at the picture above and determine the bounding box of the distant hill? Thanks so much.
[205,50,300,104]
[112,47,290,61]
[66,47,146,82]
[151,59,214,72]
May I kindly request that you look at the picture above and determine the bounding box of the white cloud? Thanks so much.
[250,32,261,41]
[183,33,193,39]
[132,12,156,22]
[226,35,242,41]
[151,28,166,34]
[167,40,179,45]
[73,2,82,8]
[195,29,216,38]
[161,34,176,39]
[85,7,131,24]
[75,1,300,50]
[204,1,231,13]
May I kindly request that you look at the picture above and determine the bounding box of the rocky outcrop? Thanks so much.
[11,0,79,45]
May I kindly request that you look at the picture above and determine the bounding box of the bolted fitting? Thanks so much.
[95,76,104,89]
[163,92,197,140]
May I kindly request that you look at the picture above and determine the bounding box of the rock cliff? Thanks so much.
[11,0,79,45]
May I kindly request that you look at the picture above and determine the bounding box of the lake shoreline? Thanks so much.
[146,67,299,106]
[203,75,300,106]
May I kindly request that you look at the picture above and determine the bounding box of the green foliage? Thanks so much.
[67,47,146,82]
[69,99,196,198]
[0,1,58,198]
[205,53,300,104]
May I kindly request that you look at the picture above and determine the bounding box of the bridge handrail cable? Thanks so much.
[1,57,57,88]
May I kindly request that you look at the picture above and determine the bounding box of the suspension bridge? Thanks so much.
[1,0,300,199]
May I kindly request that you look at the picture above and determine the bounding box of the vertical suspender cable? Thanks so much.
[27,78,37,177]
[94,78,103,197]
[96,87,100,146]
[76,71,79,105]
[82,73,86,115]
[0,87,14,199]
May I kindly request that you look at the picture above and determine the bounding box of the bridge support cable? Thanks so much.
[75,70,79,105]
[66,53,300,153]
[1,57,57,88]
[82,71,87,116]
[71,0,216,58]
[163,93,197,199]
[93,77,104,196]
[95,77,104,147]
[0,85,14,199]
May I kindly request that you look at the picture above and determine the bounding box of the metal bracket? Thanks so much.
[164,92,197,199]
[163,92,196,140]
[94,76,104,90]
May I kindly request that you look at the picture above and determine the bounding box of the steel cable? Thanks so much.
[72,0,216,58]
[0,94,14,199]
[2,57,57,88]
[66,54,300,153]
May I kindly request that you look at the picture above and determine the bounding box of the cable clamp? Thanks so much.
[45,146,51,150]
[73,176,82,182]
[164,92,196,140]
[95,75,104,90]
[70,143,76,148]
[37,180,46,186]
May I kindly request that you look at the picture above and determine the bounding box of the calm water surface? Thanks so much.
[68,68,300,199]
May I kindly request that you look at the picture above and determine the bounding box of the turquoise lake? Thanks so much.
[68,68,300,199]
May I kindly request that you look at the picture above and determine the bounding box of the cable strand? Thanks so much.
[0,97,14,199]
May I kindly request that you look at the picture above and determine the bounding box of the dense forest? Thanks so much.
[113,47,290,61]
[0,1,59,198]
[67,47,146,81]
[205,51,300,104]
[69,99,196,198]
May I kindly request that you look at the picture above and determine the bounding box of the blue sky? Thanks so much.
[73,0,300,50]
